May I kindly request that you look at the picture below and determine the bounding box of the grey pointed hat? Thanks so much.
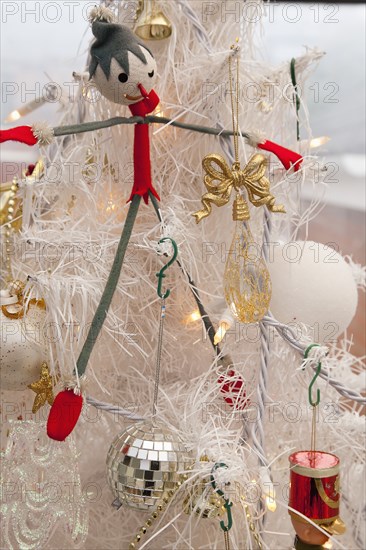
[89,21,153,79]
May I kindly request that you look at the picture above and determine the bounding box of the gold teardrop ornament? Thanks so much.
[224,220,272,324]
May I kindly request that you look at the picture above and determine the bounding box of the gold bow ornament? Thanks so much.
[193,153,286,223]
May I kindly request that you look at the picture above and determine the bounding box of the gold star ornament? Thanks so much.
[28,362,55,413]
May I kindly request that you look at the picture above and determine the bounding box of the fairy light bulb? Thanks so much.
[224,196,271,323]
[260,467,277,512]
[154,105,165,118]
[5,98,46,122]
[214,308,234,345]
[189,310,201,322]
[266,494,277,512]
[214,321,230,345]
[5,110,22,123]
[105,195,117,214]
[4,85,59,123]
[310,136,330,148]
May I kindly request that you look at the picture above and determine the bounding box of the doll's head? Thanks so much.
[89,20,157,105]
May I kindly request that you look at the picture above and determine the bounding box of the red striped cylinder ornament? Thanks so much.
[288,450,346,546]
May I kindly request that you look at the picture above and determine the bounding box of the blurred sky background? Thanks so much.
[1,1,365,211]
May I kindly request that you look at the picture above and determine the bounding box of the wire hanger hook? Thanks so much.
[156,237,178,299]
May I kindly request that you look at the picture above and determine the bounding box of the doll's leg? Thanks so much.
[76,195,141,377]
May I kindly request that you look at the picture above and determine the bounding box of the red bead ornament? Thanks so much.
[47,389,83,441]
[218,369,249,410]
[26,164,36,176]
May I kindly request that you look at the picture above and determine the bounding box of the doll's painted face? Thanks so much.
[93,47,157,105]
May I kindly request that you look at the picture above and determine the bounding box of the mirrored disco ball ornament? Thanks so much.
[106,421,191,510]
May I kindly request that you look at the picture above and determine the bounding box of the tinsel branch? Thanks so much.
[263,313,366,405]
[251,209,273,536]
[252,208,273,468]
[53,115,250,140]
[85,396,145,421]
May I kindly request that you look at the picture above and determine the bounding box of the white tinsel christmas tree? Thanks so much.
[1,1,365,549]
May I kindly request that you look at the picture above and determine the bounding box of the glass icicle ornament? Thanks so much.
[224,195,272,323]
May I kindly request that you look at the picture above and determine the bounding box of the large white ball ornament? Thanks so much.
[268,241,358,343]
[0,295,48,390]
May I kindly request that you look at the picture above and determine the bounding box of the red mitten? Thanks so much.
[47,389,83,441]
[0,126,37,146]
[258,139,303,172]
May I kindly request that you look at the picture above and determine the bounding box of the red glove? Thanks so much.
[0,126,37,146]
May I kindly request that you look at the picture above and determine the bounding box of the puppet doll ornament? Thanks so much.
[46,10,162,441]
[89,10,160,204]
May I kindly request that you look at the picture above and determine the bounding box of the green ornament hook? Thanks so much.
[210,462,233,532]
[156,237,178,299]
[304,344,321,407]
[308,362,321,407]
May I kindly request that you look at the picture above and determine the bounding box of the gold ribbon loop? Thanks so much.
[193,153,285,223]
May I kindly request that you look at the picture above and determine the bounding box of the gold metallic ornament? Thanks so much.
[129,480,183,550]
[192,48,281,324]
[183,456,226,520]
[1,178,21,282]
[1,280,25,318]
[224,221,272,323]
[183,476,226,519]
[8,279,25,300]
[1,303,24,320]
[28,362,55,413]
[240,495,263,549]
[1,298,46,320]
[134,0,172,41]
[232,194,249,221]
[1,278,46,320]
[193,153,285,224]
